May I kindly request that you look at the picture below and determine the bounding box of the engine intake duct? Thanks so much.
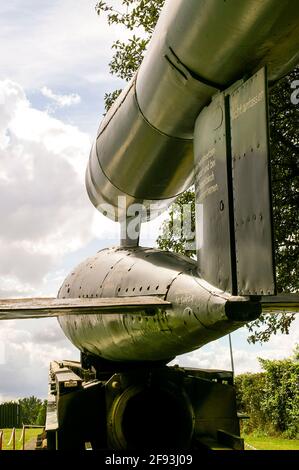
[106,370,194,450]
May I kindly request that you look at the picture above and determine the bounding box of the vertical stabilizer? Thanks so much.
[194,68,276,296]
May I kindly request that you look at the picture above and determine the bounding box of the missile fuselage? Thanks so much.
[58,247,260,362]
[1,0,298,451]
[62,0,298,363]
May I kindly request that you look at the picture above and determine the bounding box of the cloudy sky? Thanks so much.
[0,0,298,401]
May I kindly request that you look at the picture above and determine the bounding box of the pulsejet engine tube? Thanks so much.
[86,0,299,221]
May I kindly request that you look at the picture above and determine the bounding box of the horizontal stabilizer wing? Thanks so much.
[261,294,299,314]
[0,296,171,320]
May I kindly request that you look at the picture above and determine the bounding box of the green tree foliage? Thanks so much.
[259,356,299,438]
[35,400,47,426]
[104,88,122,113]
[235,372,267,432]
[156,189,196,257]
[247,69,299,344]
[235,348,299,438]
[19,396,46,425]
[96,2,298,342]
[293,344,299,361]
[270,69,299,293]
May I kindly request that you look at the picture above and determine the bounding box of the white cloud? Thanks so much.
[0,79,96,296]
[0,1,132,137]
[0,341,5,365]
[41,86,81,108]
[0,78,119,399]
[0,319,79,399]
[0,0,131,90]
[173,317,299,375]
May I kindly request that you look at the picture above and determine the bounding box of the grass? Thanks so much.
[1,428,298,451]
[0,428,43,450]
[243,433,299,450]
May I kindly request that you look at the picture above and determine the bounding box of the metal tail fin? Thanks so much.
[194,67,276,296]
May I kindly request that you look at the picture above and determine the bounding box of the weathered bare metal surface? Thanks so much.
[0,296,171,320]
[58,247,196,299]
[45,394,58,432]
[46,362,59,432]
[194,92,234,293]
[97,85,194,201]
[261,295,299,313]
[194,68,277,296]
[54,368,82,387]
[86,0,299,221]
[58,247,261,363]
[86,139,177,222]
[152,0,299,86]
[2,258,296,361]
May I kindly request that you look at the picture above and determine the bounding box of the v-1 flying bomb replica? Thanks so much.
[1,0,299,450]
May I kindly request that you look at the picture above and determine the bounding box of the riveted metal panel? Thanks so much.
[58,248,128,299]
[230,68,275,295]
[60,247,197,301]
[57,246,261,362]
[102,248,196,298]
[194,93,234,293]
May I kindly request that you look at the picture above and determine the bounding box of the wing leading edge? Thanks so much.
[0,294,298,321]
[0,297,172,321]
[260,294,299,314]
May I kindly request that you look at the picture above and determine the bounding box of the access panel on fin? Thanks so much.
[194,93,235,293]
